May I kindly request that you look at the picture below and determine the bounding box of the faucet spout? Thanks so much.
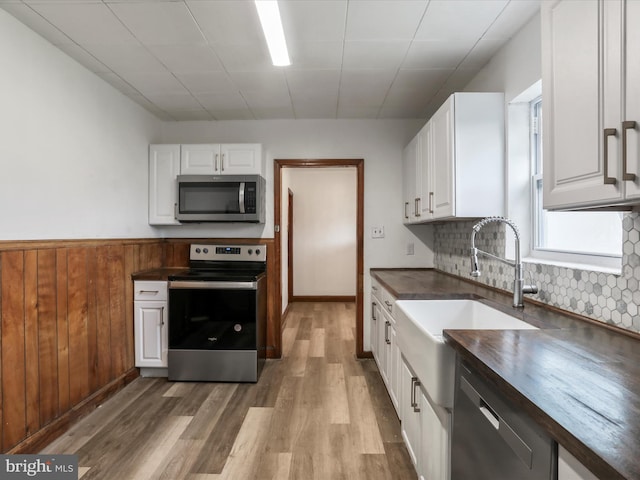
[469,216,538,308]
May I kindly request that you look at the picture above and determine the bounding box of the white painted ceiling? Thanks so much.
[0,0,540,121]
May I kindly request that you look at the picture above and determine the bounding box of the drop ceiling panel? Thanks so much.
[28,2,139,45]
[288,41,343,69]
[338,70,396,107]
[148,45,223,73]
[1,0,541,120]
[84,44,168,73]
[121,70,187,96]
[108,2,206,46]
[174,71,236,95]
[280,0,346,43]
[342,40,410,70]
[404,41,474,69]
[345,0,427,41]
[0,3,73,45]
[415,0,508,41]
[185,0,264,45]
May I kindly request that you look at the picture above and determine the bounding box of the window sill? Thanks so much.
[523,253,622,275]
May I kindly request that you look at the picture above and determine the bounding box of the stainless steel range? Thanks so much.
[167,243,267,382]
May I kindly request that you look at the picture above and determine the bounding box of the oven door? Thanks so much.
[167,278,266,382]
[168,280,258,351]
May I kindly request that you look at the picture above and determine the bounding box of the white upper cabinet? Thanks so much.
[402,92,504,224]
[543,0,640,209]
[180,144,220,175]
[149,144,180,225]
[402,134,422,223]
[180,144,263,175]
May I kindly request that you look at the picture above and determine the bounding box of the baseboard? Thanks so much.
[281,303,291,329]
[8,368,139,454]
[291,295,356,302]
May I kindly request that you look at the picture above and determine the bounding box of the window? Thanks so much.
[530,97,623,269]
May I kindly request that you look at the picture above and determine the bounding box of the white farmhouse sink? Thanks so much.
[395,299,538,409]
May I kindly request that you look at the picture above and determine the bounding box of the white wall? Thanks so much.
[0,9,162,240]
[464,12,542,256]
[288,168,357,297]
[161,119,435,349]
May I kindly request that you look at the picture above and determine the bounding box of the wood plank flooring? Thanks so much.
[41,302,416,480]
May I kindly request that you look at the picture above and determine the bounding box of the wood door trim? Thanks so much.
[287,189,294,304]
[274,158,365,358]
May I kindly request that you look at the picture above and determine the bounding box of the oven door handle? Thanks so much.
[169,280,257,290]
[239,182,246,214]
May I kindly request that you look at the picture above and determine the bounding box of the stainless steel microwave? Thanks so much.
[176,175,265,223]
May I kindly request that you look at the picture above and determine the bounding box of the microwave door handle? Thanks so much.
[239,182,246,213]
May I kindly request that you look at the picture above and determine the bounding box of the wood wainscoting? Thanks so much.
[0,237,279,454]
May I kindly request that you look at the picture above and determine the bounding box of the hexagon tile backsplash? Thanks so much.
[433,213,640,334]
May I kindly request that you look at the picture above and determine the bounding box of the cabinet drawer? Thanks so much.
[382,288,396,315]
[134,281,167,301]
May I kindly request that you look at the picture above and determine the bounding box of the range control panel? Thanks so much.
[189,244,266,262]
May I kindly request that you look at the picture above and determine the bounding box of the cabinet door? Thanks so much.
[181,144,220,174]
[221,144,263,175]
[149,145,180,225]
[378,311,390,385]
[371,300,380,365]
[542,0,623,209]
[623,0,640,199]
[400,360,420,469]
[558,445,600,480]
[419,389,451,480]
[430,96,455,219]
[134,300,168,368]
[402,138,416,223]
[387,322,400,412]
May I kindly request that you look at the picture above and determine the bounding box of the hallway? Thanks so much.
[42,302,416,479]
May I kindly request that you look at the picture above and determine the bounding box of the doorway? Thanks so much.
[274,159,366,358]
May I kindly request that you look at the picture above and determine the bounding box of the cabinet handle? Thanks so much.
[215,153,219,172]
[221,153,225,172]
[429,191,434,214]
[413,378,421,413]
[372,285,378,291]
[623,120,637,181]
[414,198,421,217]
[139,290,159,295]
[174,202,178,220]
[410,377,421,412]
[372,302,377,321]
[161,306,165,325]
[384,320,390,344]
[604,128,618,185]
[404,202,409,219]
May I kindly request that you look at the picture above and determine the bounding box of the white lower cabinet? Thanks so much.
[134,281,168,369]
[558,446,601,480]
[370,282,401,415]
[401,357,451,479]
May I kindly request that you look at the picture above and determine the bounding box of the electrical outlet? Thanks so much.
[406,242,415,255]
[371,226,385,238]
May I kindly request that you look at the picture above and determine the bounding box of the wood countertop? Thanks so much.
[371,268,640,480]
[131,267,188,281]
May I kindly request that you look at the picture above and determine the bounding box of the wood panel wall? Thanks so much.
[0,237,279,454]
[0,240,164,453]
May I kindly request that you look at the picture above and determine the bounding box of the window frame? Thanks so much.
[527,97,622,273]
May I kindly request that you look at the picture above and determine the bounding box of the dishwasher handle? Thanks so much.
[460,376,534,469]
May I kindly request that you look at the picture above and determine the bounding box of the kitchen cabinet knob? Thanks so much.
[622,120,637,181]
[221,153,225,172]
[603,128,618,185]
[429,192,434,214]
[215,153,219,172]
[404,202,409,219]
[372,302,377,321]
[384,320,390,344]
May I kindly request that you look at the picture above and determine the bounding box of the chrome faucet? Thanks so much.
[470,216,538,308]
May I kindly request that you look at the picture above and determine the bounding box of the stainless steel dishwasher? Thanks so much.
[451,358,557,480]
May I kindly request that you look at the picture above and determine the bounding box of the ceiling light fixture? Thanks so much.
[255,0,290,66]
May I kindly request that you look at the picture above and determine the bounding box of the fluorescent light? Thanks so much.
[255,0,290,66]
